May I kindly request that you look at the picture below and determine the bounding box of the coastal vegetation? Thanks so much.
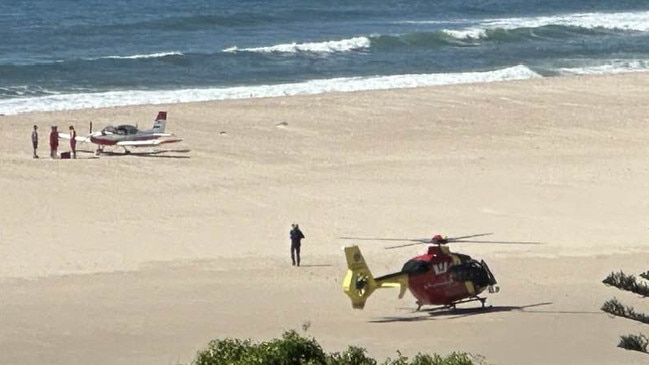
[602,271,649,353]
[191,330,476,365]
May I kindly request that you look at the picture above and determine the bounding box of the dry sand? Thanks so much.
[2,73,649,365]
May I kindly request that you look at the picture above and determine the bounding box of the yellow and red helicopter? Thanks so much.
[342,233,539,311]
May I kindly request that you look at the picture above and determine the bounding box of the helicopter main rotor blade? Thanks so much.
[340,236,435,242]
[450,240,544,245]
[341,233,543,247]
[339,237,419,242]
[384,242,421,249]
[447,233,493,241]
[341,233,495,243]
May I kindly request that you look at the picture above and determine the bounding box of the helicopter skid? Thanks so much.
[416,296,490,312]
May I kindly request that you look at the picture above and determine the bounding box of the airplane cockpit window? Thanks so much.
[116,125,138,135]
[102,126,117,135]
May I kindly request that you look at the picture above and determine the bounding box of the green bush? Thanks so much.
[194,338,253,365]
[602,270,649,355]
[602,271,649,297]
[382,352,474,365]
[618,334,648,352]
[191,331,476,365]
[327,346,377,365]
[601,298,649,325]
[194,330,325,365]
[640,271,649,281]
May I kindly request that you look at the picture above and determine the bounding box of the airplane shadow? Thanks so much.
[95,149,191,159]
[368,302,601,323]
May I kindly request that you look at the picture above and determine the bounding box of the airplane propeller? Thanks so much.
[340,232,543,250]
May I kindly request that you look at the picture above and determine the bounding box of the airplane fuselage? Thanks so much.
[90,133,162,146]
[89,124,171,146]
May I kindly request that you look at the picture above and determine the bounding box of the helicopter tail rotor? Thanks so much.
[342,245,409,309]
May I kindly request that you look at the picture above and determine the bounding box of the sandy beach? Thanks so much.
[2,73,649,365]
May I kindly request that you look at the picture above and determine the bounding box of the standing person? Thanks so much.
[49,126,59,159]
[31,125,39,158]
[290,223,305,266]
[69,125,77,159]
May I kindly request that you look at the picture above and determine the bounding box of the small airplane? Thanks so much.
[342,233,541,312]
[59,111,183,155]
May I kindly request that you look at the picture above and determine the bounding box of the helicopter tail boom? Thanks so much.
[342,245,409,309]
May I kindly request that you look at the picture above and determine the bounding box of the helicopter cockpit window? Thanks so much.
[449,260,491,287]
[401,259,431,275]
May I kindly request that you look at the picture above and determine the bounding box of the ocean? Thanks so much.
[2,0,648,115]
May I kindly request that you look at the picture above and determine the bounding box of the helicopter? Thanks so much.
[342,233,540,311]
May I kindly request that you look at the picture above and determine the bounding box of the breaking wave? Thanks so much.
[0,65,541,115]
[437,10,649,40]
[223,10,649,54]
[98,51,184,60]
[223,36,371,54]
[557,59,649,75]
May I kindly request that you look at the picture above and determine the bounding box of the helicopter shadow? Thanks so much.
[370,302,563,323]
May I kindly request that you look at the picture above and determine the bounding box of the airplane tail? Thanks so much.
[151,111,167,133]
[342,245,409,309]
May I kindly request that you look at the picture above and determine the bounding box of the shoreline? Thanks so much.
[0,64,587,116]
[0,69,645,117]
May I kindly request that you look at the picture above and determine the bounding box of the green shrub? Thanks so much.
[618,334,648,352]
[259,330,327,365]
[191,331,476,365]
[194,330,326,365]
[602,270,649,355]
[327,346,377,365]
[194,338,253,365]
[601,298,649,325]
[381,352,473,365]
[602,271,649,297]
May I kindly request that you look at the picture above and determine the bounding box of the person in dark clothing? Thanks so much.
[290,223,305,266]
[31,125,39,158]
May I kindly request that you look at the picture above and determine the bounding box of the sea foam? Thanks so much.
[440,10,649,39]
[223,36,371,54]
[0,65,540,115]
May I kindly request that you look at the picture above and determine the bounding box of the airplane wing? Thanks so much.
[58,133,92,143]
[116,138,183,147]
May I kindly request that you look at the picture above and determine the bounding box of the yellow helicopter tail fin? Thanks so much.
[342,245,409,309]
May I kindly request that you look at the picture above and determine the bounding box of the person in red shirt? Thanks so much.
[69,125,77,159]
[49,126,59,159]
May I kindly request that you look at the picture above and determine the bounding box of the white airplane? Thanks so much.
[59,111,183,155]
